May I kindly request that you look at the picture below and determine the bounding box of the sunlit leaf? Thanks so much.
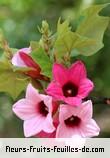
[31,48,52,78]
[76,4,109,56]
[54,19,95,61]
[54,4,109,61]
[0,60,30,100]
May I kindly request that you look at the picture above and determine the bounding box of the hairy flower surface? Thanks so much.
[13,84,55,137]
[46,61,94,106]
[56,100,100,138]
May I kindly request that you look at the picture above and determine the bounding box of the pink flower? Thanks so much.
[46,61,94,106]
[11,47,41,78]
[36,121,58,138]
[36,111,59,138]
[56,100,100,138]
[11,47,50,81]
[12,47,31,67]
[12,84,55,137]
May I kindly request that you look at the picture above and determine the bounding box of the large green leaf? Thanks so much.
[31,48,52,78]
[57,19,71,35]
[76,4,109,56]
[54,19,95,61]
[0,60,30,100]
[54,4,109,61]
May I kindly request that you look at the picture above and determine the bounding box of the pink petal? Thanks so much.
[23,115,45,137]
[40,95,52,111]
[80,119,100,137]
[19,47,31,54]
[26,84,41,104]
[36,131,56,138]
[53,63,68,85]
[59,104,79,123]
[46,81,63,99]
[13,99,37,120]
[36,120,58,138]
[43,114,55,133]
[64,97,82,106]
[59,105,69,123]
[78,78,94,98]
[11,47,31,67]
[12,52,26,67]
[56,124,80,138]
[69,61,87,85]
[59,100,92,124]
[78,100,93,122]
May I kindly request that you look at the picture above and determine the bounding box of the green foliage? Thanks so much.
[0,60,30,100]
[76,4,110,56]
[54,19,95,61]
[0,0,109,137]
[53,4,109,61]
[31,47,52,78]
[0,3,109,101]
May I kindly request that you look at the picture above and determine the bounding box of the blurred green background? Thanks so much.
[0,0,110,137]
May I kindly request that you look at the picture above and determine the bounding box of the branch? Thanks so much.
[84,97,110,105]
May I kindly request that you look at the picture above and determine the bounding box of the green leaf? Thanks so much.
[30,41,39,51]
[0,60,30,100]
[54,4,109,61]
[54,19,95,61]
[57,19,71,35]
[31,48,52,78]
[76,4,110,56]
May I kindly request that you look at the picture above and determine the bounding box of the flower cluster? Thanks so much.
[12,48,100,138]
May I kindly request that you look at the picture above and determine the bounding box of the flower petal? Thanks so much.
[43,114,55,133]
[12,52,26,67]
[11,47,31,67]
[26,84,41,104]
[40,95,52,111]
[46,81,63,99]
[13,99,37,120]
[69,61,87,85]
[80,119,100,137]
[78,78,94,98]
[19,47,31,54]
[59,105,72,123]
[64,97,82,106]
[78,100,93,122]
[56,124,80,138]
[23,115,45,137]
[53,63,68,85]
[59,100,92,123]
[37,120,58,138]
[59,104,80,123]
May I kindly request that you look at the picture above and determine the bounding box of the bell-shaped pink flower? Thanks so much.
[46,61,94,106]
[56,100,100,138]
[12,84,55,137]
